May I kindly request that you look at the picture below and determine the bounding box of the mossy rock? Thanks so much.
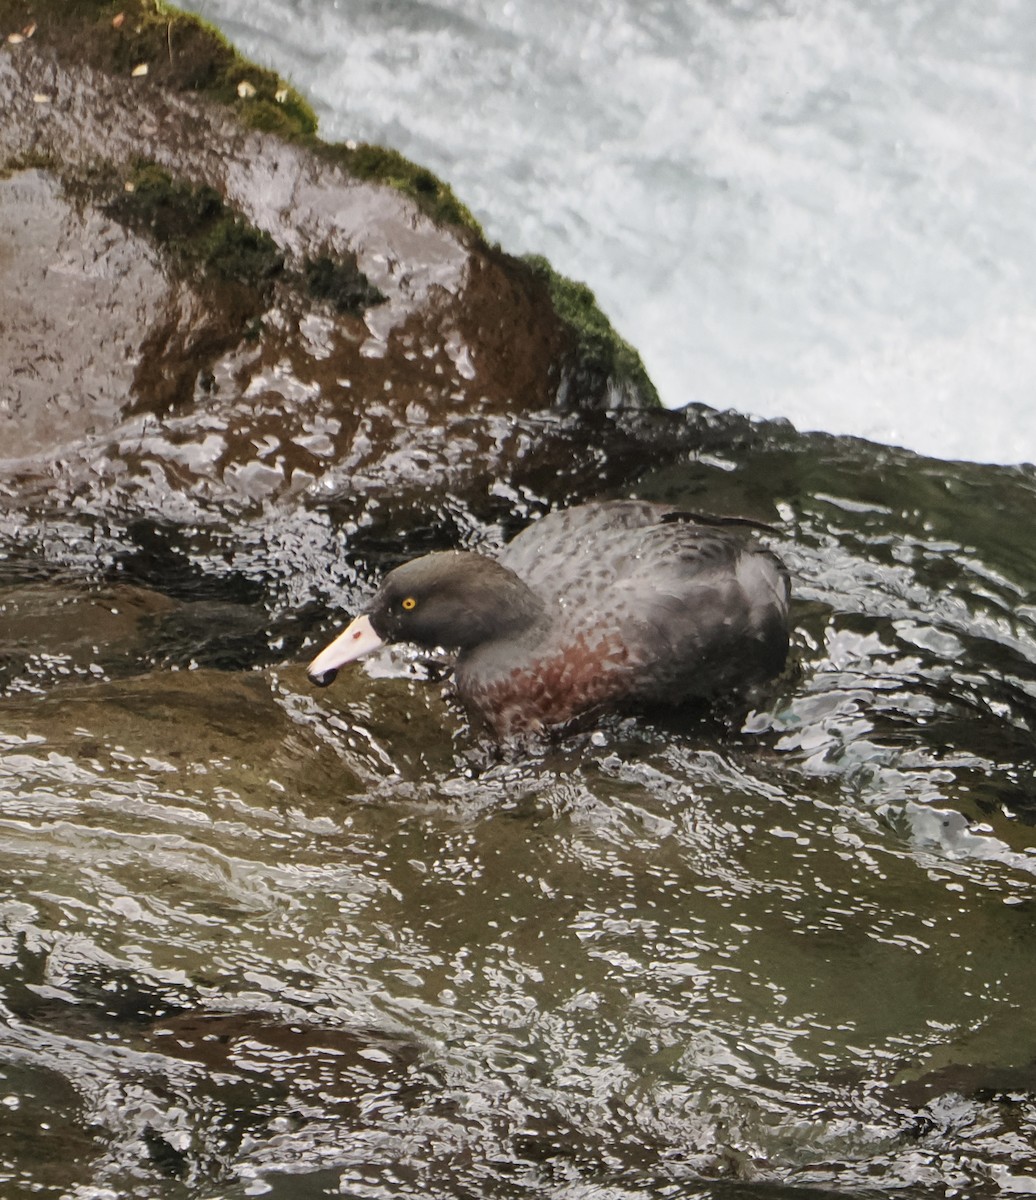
[109,162,284,288]
[0,0,661,412]
[522,255,660,407]
[0,0,319,135]
[304,254,386,314]
[0,0,487,233]
[316,141,484,237]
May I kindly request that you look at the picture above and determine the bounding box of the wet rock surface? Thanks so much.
[3,5,1036,1199]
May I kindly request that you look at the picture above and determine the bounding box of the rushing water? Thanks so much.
[4,2,1036,1195]
[187,0,1036,466]
[3,416,1036,1197]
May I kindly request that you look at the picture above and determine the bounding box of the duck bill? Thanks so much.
[307,613,384,686]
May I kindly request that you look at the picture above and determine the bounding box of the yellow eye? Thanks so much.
[401,596,417,611]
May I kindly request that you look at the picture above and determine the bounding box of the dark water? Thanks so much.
[2,420,1036,1198]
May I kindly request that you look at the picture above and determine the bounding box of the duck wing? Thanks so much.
[499,500,726,606]
[604,533,790,700]
[513,514,790,703]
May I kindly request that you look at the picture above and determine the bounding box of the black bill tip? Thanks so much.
[308,667,339,688]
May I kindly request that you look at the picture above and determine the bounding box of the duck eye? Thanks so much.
[401,596,417,611]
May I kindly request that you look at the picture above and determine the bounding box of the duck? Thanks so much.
[307,500,790,738]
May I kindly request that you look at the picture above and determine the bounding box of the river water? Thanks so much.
[189,0,1036,465]
[4,3,1036,1198]
[3,417,1036,1197]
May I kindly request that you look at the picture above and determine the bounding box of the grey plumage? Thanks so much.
[309,500,791,737]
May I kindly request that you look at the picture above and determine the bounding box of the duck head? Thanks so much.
[307,551,546,686]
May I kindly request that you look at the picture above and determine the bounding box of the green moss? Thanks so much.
[111,162,284,287]
[202,45,319,138]
[236,95,315,139]
[318,142,484,237]
[0,149,60,179]
[522,255,660,406]
[304,255,385,315]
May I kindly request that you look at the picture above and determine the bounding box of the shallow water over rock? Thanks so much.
[3,420,1036,1199]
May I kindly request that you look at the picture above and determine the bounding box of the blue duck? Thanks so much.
[307,500,790,738]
